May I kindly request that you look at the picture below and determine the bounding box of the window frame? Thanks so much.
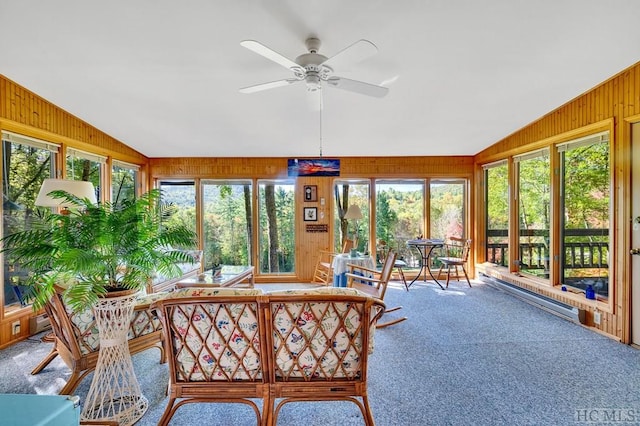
[1,132,59,316]
[257,179,296,276]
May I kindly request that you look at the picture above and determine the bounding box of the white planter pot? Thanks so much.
[80,291,148,425]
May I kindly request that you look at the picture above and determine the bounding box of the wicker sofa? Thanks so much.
[152,286,386,426]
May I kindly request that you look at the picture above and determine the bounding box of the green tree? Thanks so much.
[334,184,350,250]
[375,192,397,244]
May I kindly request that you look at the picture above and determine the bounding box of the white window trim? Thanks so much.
[67,148,107,164]
[1,131,59,153]
[513,148,550,163]
[481,159,508,170]
[557,131,609,152]
[112,159,140,171]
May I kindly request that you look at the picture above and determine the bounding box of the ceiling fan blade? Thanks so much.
[326,76,389,98]
[321,39,378,70]
[239,79,299,94]
[240,40,301,71]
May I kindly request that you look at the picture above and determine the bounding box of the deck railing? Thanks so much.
[381,228,608,277]
[486,228,609,271]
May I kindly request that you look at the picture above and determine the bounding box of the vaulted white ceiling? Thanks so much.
[1,1,639,158]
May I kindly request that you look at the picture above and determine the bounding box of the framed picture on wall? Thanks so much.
[288,158,340,177]
[304,185,317,202]
[304,207,317,221]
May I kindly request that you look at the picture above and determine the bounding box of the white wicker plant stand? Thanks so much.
[80,291,148,425]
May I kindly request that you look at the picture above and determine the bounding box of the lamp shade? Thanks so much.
[344,204,363,220]
[35,179,97,207]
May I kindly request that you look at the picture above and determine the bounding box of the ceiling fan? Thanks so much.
[239,37,389,98]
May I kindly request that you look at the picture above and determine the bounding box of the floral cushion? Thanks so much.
[265,286,364,296]
[267,287,380,356]
[69,288,261,355]
[160,290,264,382]
[65,292,163,355]
[169,287,263,298]
[267,287,379,379]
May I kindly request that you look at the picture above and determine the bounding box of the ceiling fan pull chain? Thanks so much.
[319,90,323,158]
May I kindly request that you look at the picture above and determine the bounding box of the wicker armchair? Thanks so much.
[152,288,268,426]
[30,285,166,395]
[265,287,385,426]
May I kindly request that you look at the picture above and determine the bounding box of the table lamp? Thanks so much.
[344,204,363,245]
[35,178,97,213]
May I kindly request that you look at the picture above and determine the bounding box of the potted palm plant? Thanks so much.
[1,188,197,425]
[1,188,196,312]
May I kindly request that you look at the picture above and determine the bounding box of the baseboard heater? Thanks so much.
[479,273,585,324]
[29,314,52,335]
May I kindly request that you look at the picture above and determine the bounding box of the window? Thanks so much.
[559,132,610,300]
[159,180,197,249]
[515,150,550,279]
[484,161,509,266]
[2,132,58,311]
[375,180,424,266]
[334,181,370,254]
[111,160,139,203]
[66,148,104,201]
[430,179,466,240]
[257,180,295,274]
[202,180,253,268]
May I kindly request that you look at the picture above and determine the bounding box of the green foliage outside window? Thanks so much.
[486,163,509,266]
[2,139,55,308]
[202,183,252,268]
[259,182,295,274]
[483,133,610,299]
[112,165,137,204]
[561,140,610,297]
[517,152,551,278]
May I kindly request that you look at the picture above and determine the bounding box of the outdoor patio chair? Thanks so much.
[437,236,472,287]
[376,239,409,290]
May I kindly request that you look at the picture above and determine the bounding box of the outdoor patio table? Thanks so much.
[407,239,445,289]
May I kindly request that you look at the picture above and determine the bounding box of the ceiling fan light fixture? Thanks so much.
[305,74,322,91]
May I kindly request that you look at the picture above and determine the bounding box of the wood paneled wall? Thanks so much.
[474,60,640,342]
[149,156,474,179]
[0,75,149,348]
[150,155,475,283]
[0,75,146,163]
[475,61,640,162]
